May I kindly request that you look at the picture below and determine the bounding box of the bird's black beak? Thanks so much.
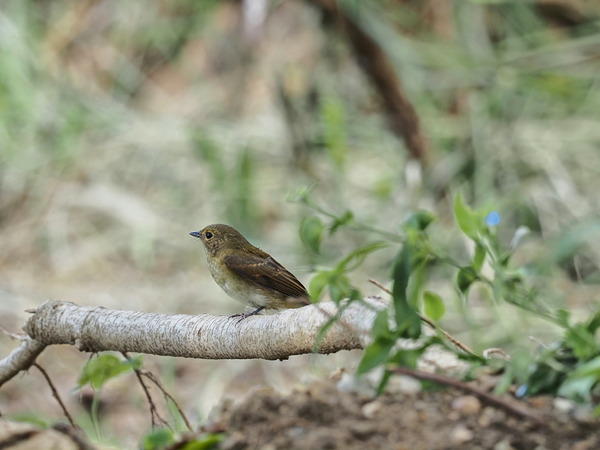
[189,231,201,239]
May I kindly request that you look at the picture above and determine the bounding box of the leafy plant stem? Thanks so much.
[91,390,102,442]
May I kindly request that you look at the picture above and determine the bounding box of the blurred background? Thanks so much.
[1,0,600,446]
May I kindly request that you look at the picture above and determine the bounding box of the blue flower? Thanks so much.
[485,211,500,226]
[515,384,528,398]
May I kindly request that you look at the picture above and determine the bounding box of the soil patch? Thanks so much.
[215,379,599,450]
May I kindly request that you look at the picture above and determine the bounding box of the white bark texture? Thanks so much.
[0,297,385,387]
[0,337,46,386]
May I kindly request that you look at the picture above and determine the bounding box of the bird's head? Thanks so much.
[189,224,250,256]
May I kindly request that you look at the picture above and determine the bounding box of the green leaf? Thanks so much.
[330,210,354,234]
[555,309,571,327]
[388,348,420,369]
[403,211,435,232]
[9,413,48,429]
[453,194,479,240]
[373,347,422,394]
[456,266,479,294]
[308,271,330,301]
[407,259,428,308]
[375,368,393,395]
[141,428,175,450]
[524,360,566,396]
[586,311,600,334]
[357,336,395,375]
[558,359,600,402]
[300,216,324,254]
[78,354,142,389]
[337,241,388,272]
[564,325,598,361]
[472,242,486,271]
[391,244,422,338]
[371,309,394,340]
[313,302,351,352]
[569,356,600,378]
[423,291,445,321]
[391,245,411,308]
[328,272,353,304]
[180,434,225,450]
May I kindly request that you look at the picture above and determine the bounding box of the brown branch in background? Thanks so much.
[51,423,96,450]
[307,0,428,164]
[275,76,313,172]
[535,1,593,28]
[141,370,193,432]
[368,278,477,357]
[121,352,169,429]
[33,363,77,428]
[390,366,545,425]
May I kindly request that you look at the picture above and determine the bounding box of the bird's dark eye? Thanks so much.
[205,231,213,239]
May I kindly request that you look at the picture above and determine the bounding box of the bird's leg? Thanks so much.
[230,306,266,323]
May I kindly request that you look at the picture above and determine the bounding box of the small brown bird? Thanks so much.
[190,224,310,320]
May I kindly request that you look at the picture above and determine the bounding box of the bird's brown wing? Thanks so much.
[223,253,309,300]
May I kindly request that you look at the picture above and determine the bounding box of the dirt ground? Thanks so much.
[2,365,599,449]
[210,378,599,450]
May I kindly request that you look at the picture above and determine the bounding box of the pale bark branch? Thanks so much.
[0,297,386,388]
[0,337,46,386]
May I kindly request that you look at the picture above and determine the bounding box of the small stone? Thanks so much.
[286,426,306,438]
[328,367,345,382]
[553,397,575,413]
[361,400,382,419]
[451,395,481,415]
[350,422,377,439]
[447,411,460,421]
[385,375,422,395]
[477,407,496,427]
[336,372,375,396]
[493,438,515,450]
[413,400,428,410]
[573,405,594,423]
[450,425,473,444]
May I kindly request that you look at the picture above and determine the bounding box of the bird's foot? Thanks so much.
[230,306,265,323]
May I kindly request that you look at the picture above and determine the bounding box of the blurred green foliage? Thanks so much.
[300,192,600,404]
[141,428,223,450]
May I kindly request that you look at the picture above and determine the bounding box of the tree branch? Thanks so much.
[0,337,46,387]
[33,363,77,428]
[307,0,428,164]
[390,366,544,425]
[0,298,385,388]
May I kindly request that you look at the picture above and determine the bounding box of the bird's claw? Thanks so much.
[230,306,265,323]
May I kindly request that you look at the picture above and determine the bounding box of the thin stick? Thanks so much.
[0,326,26,341]
[33,363,77,428]
[368,279,478,357]
[389,366,545,425]
[121,352,169,429]
[140,370,193,431]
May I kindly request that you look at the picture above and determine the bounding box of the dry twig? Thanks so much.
[141,370,193,431]
[33,363,77,428]
[121,352,169,429]
[390,366,545,425]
